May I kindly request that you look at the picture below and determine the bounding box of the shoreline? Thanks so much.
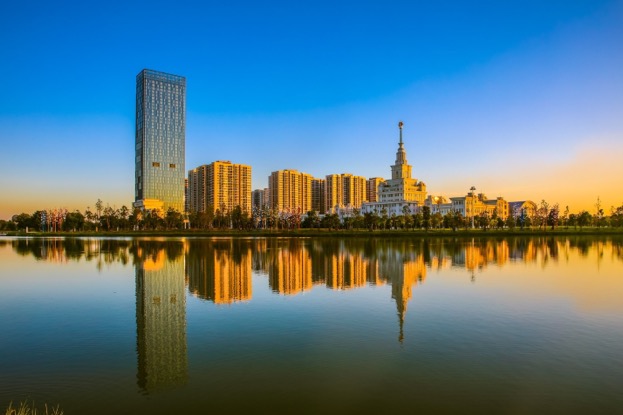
[2,228,623,238]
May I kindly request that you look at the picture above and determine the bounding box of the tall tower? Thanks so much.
[135,69,186,213]
[391,121,413,180]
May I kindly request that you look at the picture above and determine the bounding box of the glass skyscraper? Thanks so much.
[135,69,186,213]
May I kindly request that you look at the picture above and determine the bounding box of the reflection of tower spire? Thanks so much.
[397,298,406,344]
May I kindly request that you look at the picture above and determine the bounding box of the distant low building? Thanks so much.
[508,201,537,218]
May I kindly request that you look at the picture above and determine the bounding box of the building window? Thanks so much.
[169,163,176,168]
[152,162,160,167]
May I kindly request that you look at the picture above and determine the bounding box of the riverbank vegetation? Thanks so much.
[4,401,63,415]
[2,199,622,235]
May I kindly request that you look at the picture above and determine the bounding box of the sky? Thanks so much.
[1,0,622,219]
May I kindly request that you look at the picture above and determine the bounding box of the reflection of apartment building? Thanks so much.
[186,241,252,304]
[325,252,368,290]
[136,248,188,391]
[188,161,252,214]
[269,169,313,213]
[268,246,313,295]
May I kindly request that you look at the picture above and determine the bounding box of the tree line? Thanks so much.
[2,199,623,232]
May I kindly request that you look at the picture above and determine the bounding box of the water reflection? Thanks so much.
[186,239,253,304]
[134,243,188,392]
[6,235,623,386]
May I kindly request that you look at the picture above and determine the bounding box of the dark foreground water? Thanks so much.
[0,236,622,414]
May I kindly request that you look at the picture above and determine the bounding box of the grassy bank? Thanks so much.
[4,401,63,415]
[3,227,623,239]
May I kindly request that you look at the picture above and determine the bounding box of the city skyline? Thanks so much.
[1,0,622,219]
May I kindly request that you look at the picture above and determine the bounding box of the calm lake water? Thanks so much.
[1,236,622,414]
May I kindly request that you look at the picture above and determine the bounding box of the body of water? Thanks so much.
[1,236,622,414]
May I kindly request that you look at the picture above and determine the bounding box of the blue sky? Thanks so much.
[1,0,622,218]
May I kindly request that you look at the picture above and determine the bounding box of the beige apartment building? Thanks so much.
[187,161,252,214]
[311,178,326,213]
[268,169,313,213]
[366,177,385,203]
[324,173,367,213]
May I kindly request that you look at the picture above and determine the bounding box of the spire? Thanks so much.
[395,121,407,166]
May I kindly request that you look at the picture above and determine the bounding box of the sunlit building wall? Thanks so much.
[342,174,367,208]
[269,169,313,213]
[188,161,252,214]
[135,69,186,213]
[324,174,343,213]
[366,177,385,203]
[311,178,326,214]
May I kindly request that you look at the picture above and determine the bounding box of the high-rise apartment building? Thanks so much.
[135,69,186,213]
[366,177,385,202]
[252,188,270,209]
[268,169,313,213]
[342,174,367,208]
[324,173,367,213]
[311,178,326,214]
[324,174,342,213]
[187,161,252,214]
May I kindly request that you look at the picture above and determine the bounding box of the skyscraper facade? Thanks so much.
[135,69,186,213]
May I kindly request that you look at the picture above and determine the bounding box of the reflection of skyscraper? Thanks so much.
[134,69,186,213]
[136,248,188,391]
[186,240,252,304]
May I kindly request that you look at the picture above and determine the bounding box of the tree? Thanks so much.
[578,210,592,229]
[537,200,549,230]
[302,210,320,229]
[165,207,184,229]
[562,206,570,229]
[321,213,341,230]
[63,210,85,231]
[11,213,32,231]
[422,206,431,230]
[548,203,559,230]
[95,199,104,221]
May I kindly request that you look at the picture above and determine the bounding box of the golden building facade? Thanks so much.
[269,169,313,213]
[311,178,326,214]
[366,177,385,203]
[188,160,252,214]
